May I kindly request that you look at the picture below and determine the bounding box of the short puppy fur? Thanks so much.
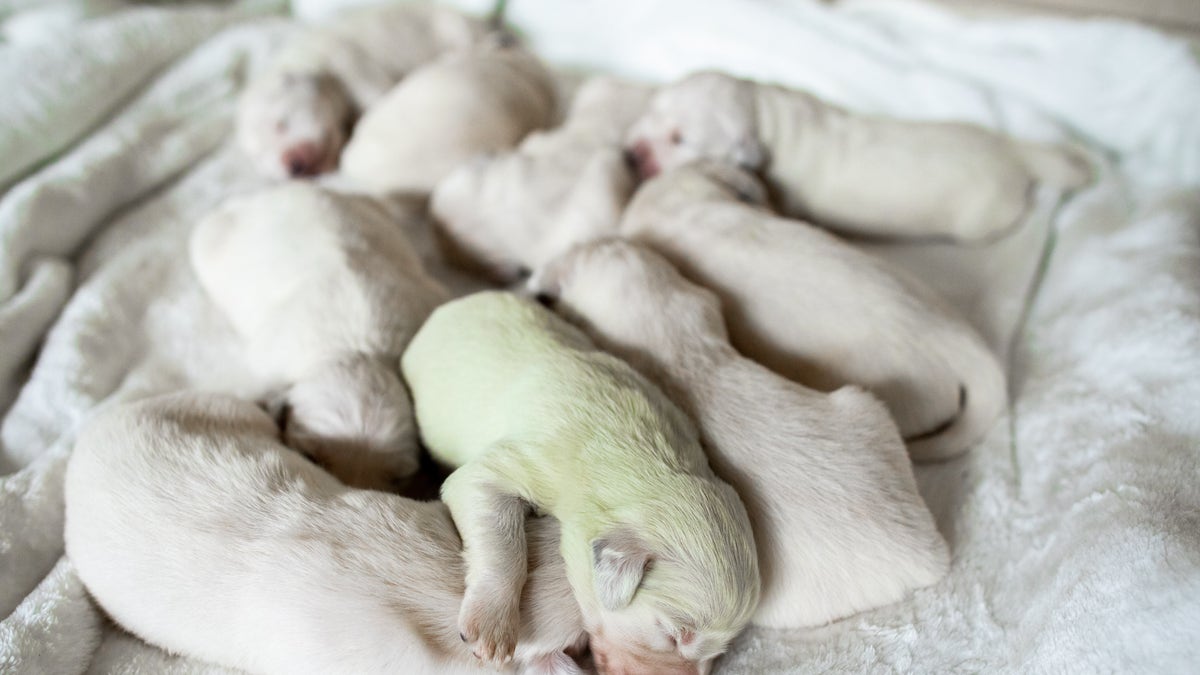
[533,240,950,628]
[626,71,1090,242]
[189,182,448,490]
[341,45,558,193]
[237,4,489,179]
[64,392,586,675]
[401,291,760,673]
[621,161,1007,461]
[431,76,652,282]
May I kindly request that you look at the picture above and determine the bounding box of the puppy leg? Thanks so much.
[441,454,531,667]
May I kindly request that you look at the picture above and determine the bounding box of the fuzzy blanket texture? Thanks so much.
[0,0,1197,673]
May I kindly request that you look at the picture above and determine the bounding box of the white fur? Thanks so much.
[626,71,1090,242]
[619,161,1007,461]
[533,239,951,628]
[430,76,652,281]
[237,4,489,179]
[189,182,448,489]
[64,392,587,675]
[340,45,558,193]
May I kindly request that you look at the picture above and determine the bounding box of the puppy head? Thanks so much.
[430,153,536,283]
[623,159,769,230]
[277,355,419,491]
[580,479,760,675]
[530,239,727,362]
[624,72,763,181]
[237,71,353,179]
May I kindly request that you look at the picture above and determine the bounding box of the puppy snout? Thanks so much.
[623,140,660,180]
[282,143,323,177]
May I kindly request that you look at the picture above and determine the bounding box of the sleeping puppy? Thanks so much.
[237,4,490,179]
[430,76,652,282]
[625,71,1090,242]
[531,240,951,628]
[621,161,1006,461]
[189,183,449,490]
[401,292,759,673]
[64,392,587,675]
[340,45,558,193]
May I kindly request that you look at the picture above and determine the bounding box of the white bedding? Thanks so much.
[0,0,1197,673]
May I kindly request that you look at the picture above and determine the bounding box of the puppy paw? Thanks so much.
[459,588,521,668]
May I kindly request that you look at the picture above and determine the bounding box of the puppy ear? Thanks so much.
[592,532,653,610]
[732,133,766,170]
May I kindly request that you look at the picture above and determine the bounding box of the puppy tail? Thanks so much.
[1018,141,1094,190]
[904,333,1008,463]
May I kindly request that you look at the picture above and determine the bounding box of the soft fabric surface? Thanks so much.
[0,0,1196,673]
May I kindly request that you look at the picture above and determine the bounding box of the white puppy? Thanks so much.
[621,161,1007,461]
[626,71,1090,242]
[189,183,449,490]
[532,240,950,628]
[237,4,490,178]
[340,45,559,193]
[431,76,652,282]
[65,392,587,675]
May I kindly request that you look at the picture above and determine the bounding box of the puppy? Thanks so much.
[431,76,652,282]
[64,392,587,675]
[340,45,558,193]
[532,240,950,628]
[237,4,490,179]
[626,71,1090,242]
[401,291,760,673]
[189,182,449,490]
[621,161,1006,461]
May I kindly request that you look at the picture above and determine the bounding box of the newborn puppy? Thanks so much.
[626,71,1090,242]
[431,76,652,282]
[532,240,950,628]
[65,392,587,675]
[238,4,490,179]
[190,183,449,490]
[401,292,759,673]
[340,45,558,193]
[621,161,1006,461]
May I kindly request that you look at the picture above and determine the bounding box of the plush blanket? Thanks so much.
[1,0,1197,673]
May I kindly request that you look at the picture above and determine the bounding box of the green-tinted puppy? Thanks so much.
[401,291,759,674]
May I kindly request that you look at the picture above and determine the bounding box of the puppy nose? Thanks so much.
[282,143,322,177]
[624,140,659,180]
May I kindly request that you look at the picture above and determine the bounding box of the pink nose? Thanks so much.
[623,140,660,180]
[282,143,324,177]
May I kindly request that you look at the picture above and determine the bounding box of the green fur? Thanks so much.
[401,291,759,638]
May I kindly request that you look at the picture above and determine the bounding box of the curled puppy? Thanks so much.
[621,161,1006,461]
[401,292,759,673]
[189,183,449,490]
[626,71,1090,242]
[340,45,558,193]
[532,240,950,628]
[238,4,490,179]
[431,76,652,282]
[65,392,586,675]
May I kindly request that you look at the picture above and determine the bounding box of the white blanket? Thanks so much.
[1,0,1197,673]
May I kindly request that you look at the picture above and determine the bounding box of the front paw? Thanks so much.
[459,587,521,668]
